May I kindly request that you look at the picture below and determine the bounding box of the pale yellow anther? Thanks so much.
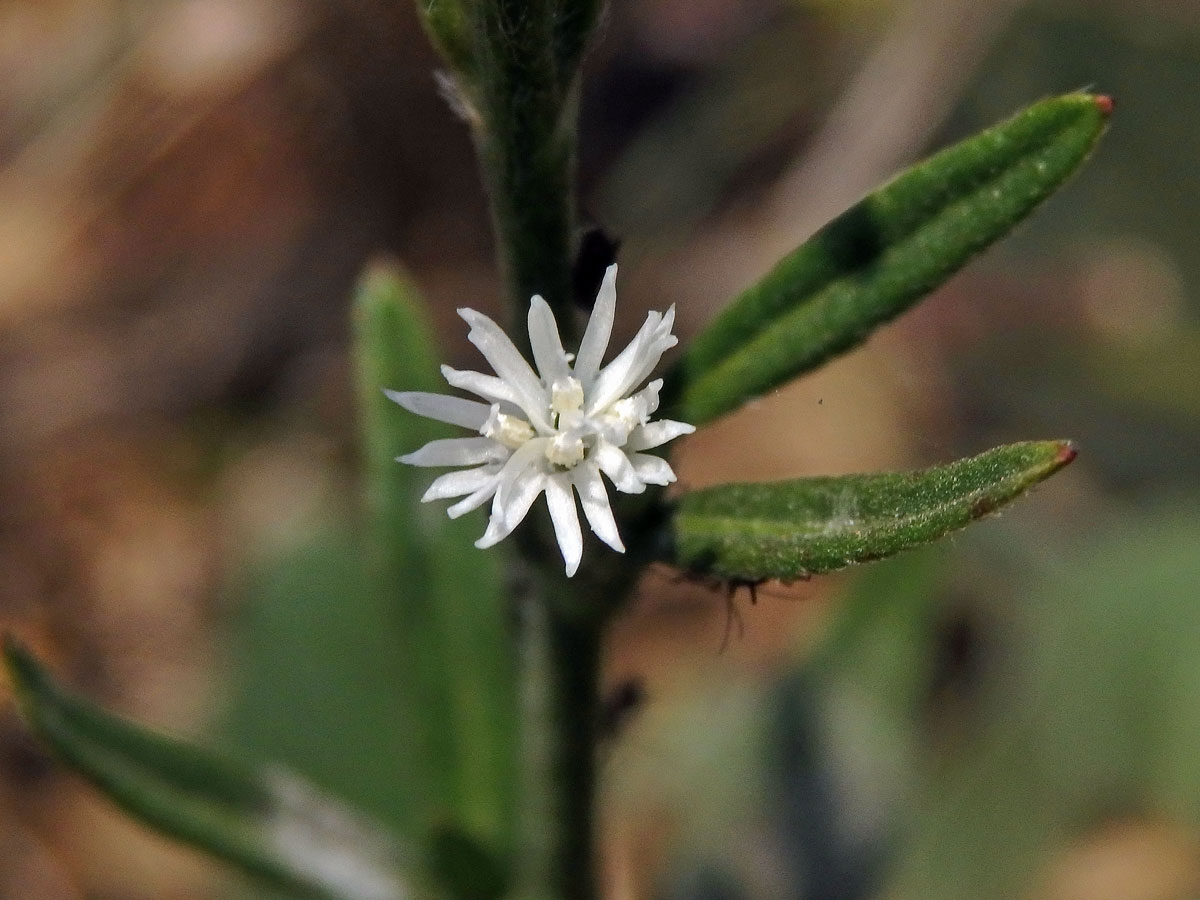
[609,396,642,427]
[482,407,535,449]
[550,377,584,417]
[545,431,586,468]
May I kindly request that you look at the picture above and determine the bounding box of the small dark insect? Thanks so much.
[572,225,621,311]
[718,578,767,651]
[658,564,807,651]
[598,678,646,739]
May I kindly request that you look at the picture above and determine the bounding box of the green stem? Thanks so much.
[472,0,578,343]
[511,570,601,900]
[465,4,607,896]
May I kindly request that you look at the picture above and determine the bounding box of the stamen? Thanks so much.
[545,431,586,468]
[481,405,535,449]
[550,377,584,417]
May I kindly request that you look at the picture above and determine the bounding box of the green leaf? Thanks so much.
[663,441,1077,581]
[352,264,517,855]
[663,92,1112,426]
[3,637,414,900]
[417,0,477,80]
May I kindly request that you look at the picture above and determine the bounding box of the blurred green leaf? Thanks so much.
[3,637,413,900]
[663,92,1111,426]
[353,264,516,856]
[417,0,476,80]
[664,441,1076,581]
[890,497,1200,900]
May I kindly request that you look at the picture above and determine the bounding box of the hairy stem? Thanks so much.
[511,569,601,900]
[473,0,578,345]
[468,2,599,897]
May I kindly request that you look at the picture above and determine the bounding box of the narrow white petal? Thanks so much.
[447,477,501,518]
[527,295,571,383]
[476,467,546,548]
[492,438,547,511]
[502,467,547,532]
[629,419,695,451]
[573,463,624,552]
[421,465,499,501]
[459,308,550,424]
[586,311,664,415]
[632,379,663,416]
[399,437,506,467]
[574,264,617,385]
[544,476,583,577]
[630,452,676,485]
[593,440,645,494]
[623,306,679,395]
[384,390,491,430]
[441,365,523,407]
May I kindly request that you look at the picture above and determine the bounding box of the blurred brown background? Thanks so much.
[2,0,1199,898]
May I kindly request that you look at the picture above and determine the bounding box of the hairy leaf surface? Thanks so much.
[664,93,1111,425]
[666,441,1077,581]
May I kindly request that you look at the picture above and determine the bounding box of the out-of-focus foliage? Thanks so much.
[615,497,1200,899]
[222,268,514,897]
[1,1,1199,898]
[4,638,412,900]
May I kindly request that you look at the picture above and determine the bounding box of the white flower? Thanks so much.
[388,264,694,577]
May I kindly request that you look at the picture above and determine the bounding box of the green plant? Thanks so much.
[3,4,1109,899]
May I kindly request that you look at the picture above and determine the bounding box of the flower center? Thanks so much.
[481,405,535,449]
[550,377,584,418]
[545,430,586,468]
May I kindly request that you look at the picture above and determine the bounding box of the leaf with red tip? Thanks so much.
[663,92,1111,426]
[665,441,1077,581]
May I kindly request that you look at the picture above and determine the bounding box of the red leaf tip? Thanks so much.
[1055,441,1079,466]
[1094,95,1114,117]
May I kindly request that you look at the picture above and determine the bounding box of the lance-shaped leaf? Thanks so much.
[663,93,1112,426]
[353,264,516,851]
[664,441,1076,582]
[3,637,414,900]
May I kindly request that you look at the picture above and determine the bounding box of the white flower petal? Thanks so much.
[447,478,501,518]
[574,264,617,385]
[586,310,666,415]
[459,308,549,422]
[630,379,663,417]
[421,465,500,501]
[544,475,583,577]
[441,365,522,407]
[399,437,507,467]
[476,466,546,548]
[593,440,645,494]
[629,452,676,485]
[384,390,492,430]
[500,464,547,530]
[629,419,695,451]
[394,265,691,569]
[527,295,571,383]
[623,307,679,396]
[573,463,624,552]
[492,438,547,512]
